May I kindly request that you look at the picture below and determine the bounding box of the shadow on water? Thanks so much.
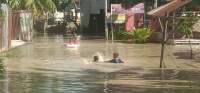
[0,58,7,93]
[0,67,199,93]
[83,68,200,93]
[173,51,193,59]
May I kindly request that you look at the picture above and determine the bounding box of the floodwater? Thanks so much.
[0,34,200,93]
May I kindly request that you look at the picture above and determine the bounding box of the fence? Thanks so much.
[0,4,33,52]
[11,10,33,41]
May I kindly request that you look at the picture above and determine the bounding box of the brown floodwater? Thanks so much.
[0,34,200,93]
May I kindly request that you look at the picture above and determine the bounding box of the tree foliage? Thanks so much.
[1,0,56,16]
[177,16,198,38]
[192,0,200,4]
[25,0,56,16]
[52,0,78,11]
[0,0,6,18]
[190,0,200,10]
[0,0,6,4]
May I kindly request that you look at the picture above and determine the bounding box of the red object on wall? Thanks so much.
[125,3,144,32]
[125,13,135,31]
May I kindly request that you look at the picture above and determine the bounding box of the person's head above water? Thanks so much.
[93,56,99,62]
[113,52,119,59]
[111,52,124,63]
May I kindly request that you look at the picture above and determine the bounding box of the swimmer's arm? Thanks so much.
[103,59,114,63]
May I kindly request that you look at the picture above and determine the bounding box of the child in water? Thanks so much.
[108,52,124,63]
[93,56,99,62]
[92,52,124,63]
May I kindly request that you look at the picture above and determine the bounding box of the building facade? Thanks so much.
[80,0,106,35]
[80,0,167,35]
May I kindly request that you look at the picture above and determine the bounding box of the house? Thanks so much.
[80,0,160,36]
[80,0,106,35]
[147,0,200,43]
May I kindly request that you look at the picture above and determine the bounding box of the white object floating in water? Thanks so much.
[65,43,80,48]
[82,58,92,65]
[65,35,81,48]
[96,52,104,62]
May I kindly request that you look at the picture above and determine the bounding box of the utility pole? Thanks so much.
[111,4,114,42]
[159,13,169,68]
[158,17,165,68]
[105,0,109,40]
[154,0,158,8]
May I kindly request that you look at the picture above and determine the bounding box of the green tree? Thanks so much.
[0,0,6,4]
[192,0,200,4]
[6,0,56,16]
[25,0,56,16]
[0,1,6,19]
[53,0,70,11]
[54,0,80,30]
[52,0,78,11]
[3,0,57,33]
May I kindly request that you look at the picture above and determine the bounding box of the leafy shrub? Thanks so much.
[114,29,132,40]
[177,17,197,38]
[132,28,152,43]
[0,58,4,72]
[114,28,152,43]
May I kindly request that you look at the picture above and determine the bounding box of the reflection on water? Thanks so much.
[0,35,200,93]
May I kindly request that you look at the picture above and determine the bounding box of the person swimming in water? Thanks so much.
[93,56,99,62]
[84,52,124,64]
[108,52,124,63]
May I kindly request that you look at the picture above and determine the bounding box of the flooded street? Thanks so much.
[0,35,200,93]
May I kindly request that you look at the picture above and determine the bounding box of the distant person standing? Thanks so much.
[66,27,77,44]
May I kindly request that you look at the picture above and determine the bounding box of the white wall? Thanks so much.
[80,0,91,28]
[80,0,106,29]
[1,4,9,49]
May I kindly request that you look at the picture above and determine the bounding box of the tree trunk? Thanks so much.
[44,12,48,34]
[188,36,193,59]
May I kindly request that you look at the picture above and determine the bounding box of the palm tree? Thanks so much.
[7,0,24,10]
[24,0,56,32]
[25,0,56,16]
[6,0,56,16]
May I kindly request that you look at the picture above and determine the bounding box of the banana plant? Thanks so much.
[177,17,195,38]
[26,0,56,16]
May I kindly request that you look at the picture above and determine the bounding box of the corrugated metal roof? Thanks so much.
[148,0,192,16]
